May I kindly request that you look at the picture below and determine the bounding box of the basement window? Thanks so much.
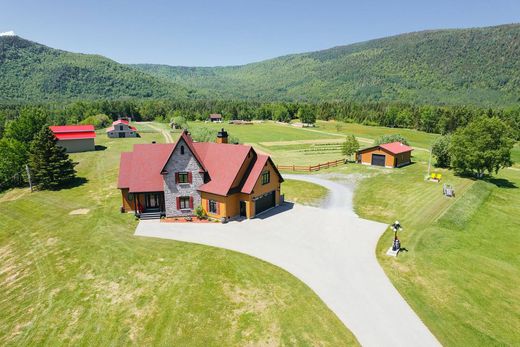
[262,171,270,185]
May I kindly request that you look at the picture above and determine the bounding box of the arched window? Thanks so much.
[180,145,185,155]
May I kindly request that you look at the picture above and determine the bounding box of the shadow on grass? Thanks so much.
[484,177,517,189]
[56,177,89,190]
[95,145,107,151]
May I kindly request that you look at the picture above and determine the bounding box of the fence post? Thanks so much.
[293,165,295,171]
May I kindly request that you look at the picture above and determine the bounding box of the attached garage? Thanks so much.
[254,191,275,215]
[356,142,413,168]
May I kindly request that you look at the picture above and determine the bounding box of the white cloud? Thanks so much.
[0,31,16,37]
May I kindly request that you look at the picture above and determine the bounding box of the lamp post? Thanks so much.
[390,220,403,252]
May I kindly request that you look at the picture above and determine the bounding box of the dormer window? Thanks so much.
[180,145,185,155]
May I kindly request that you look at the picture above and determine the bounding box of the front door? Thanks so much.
[240,201,247,217]
[118,132,125,138]
[145,193,160,210]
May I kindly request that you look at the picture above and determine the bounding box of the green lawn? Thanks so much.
[282,179,329,206]
[0,132,357,346]
[313,120,440,149]
[340,159,520,346]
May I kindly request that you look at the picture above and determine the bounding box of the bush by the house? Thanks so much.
[341,135,360,161]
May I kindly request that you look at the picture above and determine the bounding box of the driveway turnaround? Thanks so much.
[135,174,440,347]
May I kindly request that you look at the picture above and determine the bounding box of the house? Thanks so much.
[209,113,223,122]
[49,125,96,153]
[107,119,138,138]
[356,141,413,168]
[118,129,284,220]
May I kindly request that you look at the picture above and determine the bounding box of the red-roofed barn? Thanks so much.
[49,125,96,153]
[118,129,283,220]
[107,119,139,138]
[356,141,413,168]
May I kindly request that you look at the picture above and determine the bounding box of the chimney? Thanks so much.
[216,128,228,144]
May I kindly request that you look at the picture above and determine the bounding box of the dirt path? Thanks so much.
[140,122,174,143]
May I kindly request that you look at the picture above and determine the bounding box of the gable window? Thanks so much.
[262,170,270,185]
[180,145,185,155]
[177,172,190,184]
[208,200,218,214]
[119,125,124,131]
[178,196,192,209]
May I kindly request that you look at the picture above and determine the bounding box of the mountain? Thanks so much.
[131,24,520,106]
[0,36,191,102]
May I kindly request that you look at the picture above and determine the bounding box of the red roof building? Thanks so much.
[118,130,283,220]
[356,141,413,168]
[49,125,96,153]
[107,119,138,138]
[208,113,223,122]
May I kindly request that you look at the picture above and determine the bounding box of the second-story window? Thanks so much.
[262,171,270,185]
[178,172,189,183]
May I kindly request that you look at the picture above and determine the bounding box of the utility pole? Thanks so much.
[25,164,33,192]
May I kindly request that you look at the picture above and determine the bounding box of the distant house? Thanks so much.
[356,142,413,168]
[107,119,138,138]
[118,129,284,220]
[209,113,223,122]
[49,125,96,153]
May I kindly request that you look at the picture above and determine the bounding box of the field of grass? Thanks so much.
[336,157,520,345]
[313,120,440,149]
[282,179,329,206]
[0,132,358,345]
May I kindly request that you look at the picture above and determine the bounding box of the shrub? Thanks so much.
[431,135,451,168]
[374,134,409,146]
[195,205,207,219]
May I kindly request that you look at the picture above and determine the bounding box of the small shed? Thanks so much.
[107,119,138,138]
[356,142,413,168]
[209,114,223,123]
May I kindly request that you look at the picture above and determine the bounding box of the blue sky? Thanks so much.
[1,0,519,66]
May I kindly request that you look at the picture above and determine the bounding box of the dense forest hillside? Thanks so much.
[132,24,520,106]
[0,36,191,102]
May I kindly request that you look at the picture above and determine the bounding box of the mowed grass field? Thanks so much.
[0,131,358,346]
[326,149,520,345]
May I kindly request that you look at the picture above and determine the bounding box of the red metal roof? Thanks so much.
[121,143,174,193]
[379,142,413,154]
[195,142,252,196]
[112,119,130,125]
[118,131,280,196]
[49,125,96,140]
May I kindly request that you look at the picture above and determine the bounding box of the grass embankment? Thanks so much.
[346,158,520,345]
[282,179,329,207]
[0,132,357,345]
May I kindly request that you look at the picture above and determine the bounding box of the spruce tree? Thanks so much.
[29,126,77,190]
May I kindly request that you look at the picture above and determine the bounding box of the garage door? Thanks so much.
[371,154,386,167]
[255,191,275,215]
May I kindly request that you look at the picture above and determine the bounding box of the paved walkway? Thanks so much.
[135,175,440,347]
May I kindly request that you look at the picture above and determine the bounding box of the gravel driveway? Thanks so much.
[135,174,440,347]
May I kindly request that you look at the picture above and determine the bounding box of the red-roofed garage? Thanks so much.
[49,125,96,153]
[356,142,413,168]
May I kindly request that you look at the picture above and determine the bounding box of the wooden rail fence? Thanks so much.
[277,159,345,172]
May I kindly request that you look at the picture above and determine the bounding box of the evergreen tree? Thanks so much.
[29,126,77,190]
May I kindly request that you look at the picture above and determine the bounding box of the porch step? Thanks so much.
[139,211,162,220]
